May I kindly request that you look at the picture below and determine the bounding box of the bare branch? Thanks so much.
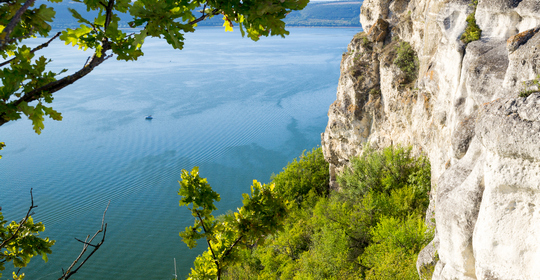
[0,188,37,250]
[0,32,61,68]
[0,0,36,49]
[74,238,99,248]
[58,201,110,280]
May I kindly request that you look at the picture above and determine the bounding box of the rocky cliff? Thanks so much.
[321,0,540,279]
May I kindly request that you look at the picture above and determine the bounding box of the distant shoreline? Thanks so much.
[194,26,363,29]
[50,26,364,33]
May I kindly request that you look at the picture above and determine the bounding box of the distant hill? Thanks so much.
[196,1,363,27]
[285,1,363,27]
[42,0,363,29]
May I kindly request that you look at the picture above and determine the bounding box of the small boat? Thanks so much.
[145,115,153,120]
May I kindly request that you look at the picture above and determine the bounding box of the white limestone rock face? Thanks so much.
[473,96,540,279]
[360,0,392,31]
[321,0,540,279]
[504,28,540,95]
[434,137,485,280]
[321,33,383,188]
[476,0,540,38]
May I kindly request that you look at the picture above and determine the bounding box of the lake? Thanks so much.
[0,27,359,279]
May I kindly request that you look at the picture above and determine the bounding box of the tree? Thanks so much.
[0,189,110,280]
[0,190,54,280]
[0,0,309,138]
[178,167,288,280]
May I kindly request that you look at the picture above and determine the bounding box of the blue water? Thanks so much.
[0,27,358,279]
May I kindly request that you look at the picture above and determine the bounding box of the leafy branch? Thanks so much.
[0,32,61,68]
[0,189,55,279]
[178,167,288,280]
[0,0,36,51]
[0,0,308,137]
[0,191,110,279]
[0,189,38,250]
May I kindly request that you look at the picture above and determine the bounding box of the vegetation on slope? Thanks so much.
[460,0,482,44]
[180,145,434,279]
[394,41,419,84]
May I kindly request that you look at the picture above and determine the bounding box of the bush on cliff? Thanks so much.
[393,41,419,84]
[461,0,482,44]
[216,145,433,279]
[271,147,329,205]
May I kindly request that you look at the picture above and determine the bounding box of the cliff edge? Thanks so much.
[321,0,540,279]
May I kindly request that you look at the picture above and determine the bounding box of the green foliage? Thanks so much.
[0,0,309,137]
[460,1,481,44]
[338,146,430,199]
[369,88,381,97]
[178,167,288,280]
[393,41,419,84]
[362,215,433,279]
[0,211,55,278]
[519,74,540,98]
[0,45,65,134]
[0,142,4,159]
[362,36,371,49]
[229,194,361,280]
[270,146,329,205]
[220,145,433,280]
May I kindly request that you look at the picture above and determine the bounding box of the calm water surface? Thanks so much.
[0,27,359,279]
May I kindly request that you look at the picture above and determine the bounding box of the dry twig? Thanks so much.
[58,201,110,280]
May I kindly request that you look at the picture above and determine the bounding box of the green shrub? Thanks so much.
[271,146,329,205]
[461,0,481,44]
[393,41,419,83]
[253,195,364,280]
[297,218,356,279]
[362,215,434,280]
[338,146,430,198]
[223,145,432,279]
